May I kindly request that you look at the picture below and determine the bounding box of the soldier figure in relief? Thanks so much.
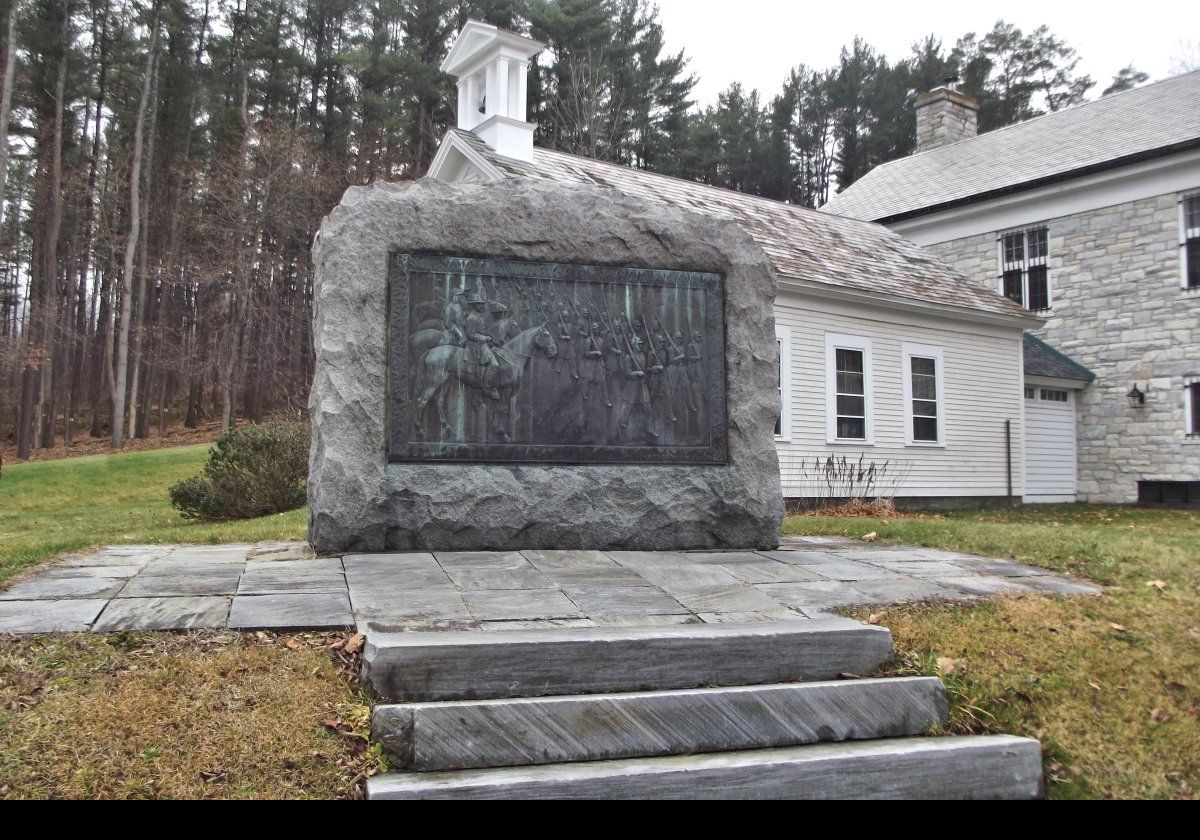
[463,289,500,399]
[684,329,703,417]
[443,290,468,347]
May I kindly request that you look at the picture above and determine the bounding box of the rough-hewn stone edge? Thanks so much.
[361,618,894,702]
[372,676,948,770]
[307,177,784,554]
[366,735,1044,800]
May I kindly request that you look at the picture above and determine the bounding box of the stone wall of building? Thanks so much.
[926,193,1200,503]
[915,88,979,153]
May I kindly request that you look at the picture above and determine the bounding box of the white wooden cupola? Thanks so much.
[440,20,545,162]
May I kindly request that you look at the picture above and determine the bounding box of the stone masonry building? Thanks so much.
[824,73,1200,504]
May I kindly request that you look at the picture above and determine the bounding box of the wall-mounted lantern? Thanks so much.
[1127,384,1146,408]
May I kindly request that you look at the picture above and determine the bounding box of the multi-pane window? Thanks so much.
[1040,388,1069,403]
[903,344,944,445]
[775,337,783,437]
[1187,381,1200,437]
[1000,227,1050,311]
[1182,194,1200,290]
[1024,386,1037,400]
[909,357,940,442]
[835,348,867,439]
[774,326,791,440]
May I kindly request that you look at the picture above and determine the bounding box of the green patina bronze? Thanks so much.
[387,254,727,464]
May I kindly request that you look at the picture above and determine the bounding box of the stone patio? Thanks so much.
[0,536,1101,635]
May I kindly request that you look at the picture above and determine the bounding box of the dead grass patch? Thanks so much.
[0,631,381,800]
[808,504,1200,799]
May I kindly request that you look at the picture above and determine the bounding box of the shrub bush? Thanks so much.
[169,421,309,521]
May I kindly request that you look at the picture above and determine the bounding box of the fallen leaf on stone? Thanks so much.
[936,656,960,675]
[862,532,878,542]
[344,633,365,654]
[837,672,862,680]
[1145,580,1167,591]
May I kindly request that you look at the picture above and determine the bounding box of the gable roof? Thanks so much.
[443,129,1033,322]
[1023,333,1095,383]
[822,70,1200,223]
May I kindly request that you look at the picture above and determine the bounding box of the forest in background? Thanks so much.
[0,0,1159,458]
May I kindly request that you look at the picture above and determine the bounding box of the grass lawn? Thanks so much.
[788,505,1200,800]
[0,444,306,585]
[0,631,379,799]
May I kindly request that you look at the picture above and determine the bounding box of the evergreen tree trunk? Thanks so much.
[111,6,160,450]
[0,0,19,232]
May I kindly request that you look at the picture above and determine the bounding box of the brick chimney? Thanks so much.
[915,83,978,153]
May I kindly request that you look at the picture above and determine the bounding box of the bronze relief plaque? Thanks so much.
[387,254,727,464]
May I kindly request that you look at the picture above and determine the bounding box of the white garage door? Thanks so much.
[1023,387,1078,503]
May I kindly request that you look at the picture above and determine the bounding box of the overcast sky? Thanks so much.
[654,0,1200,108]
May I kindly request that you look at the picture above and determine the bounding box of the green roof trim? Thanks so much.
[1023,333,1096,383]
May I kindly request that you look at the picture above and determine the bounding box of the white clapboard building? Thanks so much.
[426,21,1040,508]
[824,74,1200,504]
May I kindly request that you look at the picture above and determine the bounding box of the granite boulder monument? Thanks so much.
[308,177,784,552]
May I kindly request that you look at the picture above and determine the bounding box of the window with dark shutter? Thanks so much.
[1183,194,1200,290]
[999,227,1051,311]
[1188,382,1200,437]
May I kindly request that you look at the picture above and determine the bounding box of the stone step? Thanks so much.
[366,735,1043,800]
[361,618,893,702]
[374,676,948,771]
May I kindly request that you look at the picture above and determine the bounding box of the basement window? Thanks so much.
[1182,193,1200,290]
[1000,227,1051,311]
[1138,480,1200,507]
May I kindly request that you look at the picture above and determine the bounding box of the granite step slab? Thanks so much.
[366,735,1043,800]
[373,676,948,771]
[361,619,893,702]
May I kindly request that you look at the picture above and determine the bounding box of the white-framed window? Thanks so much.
[1180,192,1200,291]
[998,226,1051,311]
[1024,386,1037,400]
[1186,378,1200,438]
[902,343,945,446]
[824,333,873,444]
[775,324,792,441]
[1039,388,1069,403]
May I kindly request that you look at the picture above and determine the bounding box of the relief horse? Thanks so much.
[414,324,558,441]
[410,327,461,359]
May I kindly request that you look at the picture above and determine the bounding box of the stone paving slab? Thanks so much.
[758,581,874,609]
[0,576,129,601]
[228,592,354,629]
[93,596,232,631]
[442,567,558,591]
[0,599,110,633]
[721,562,826,584]
[463,589,585,622]
[561,586,690,617]
[237,559,346,595]
[0,539,1102,634]
[118,569,242,598]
